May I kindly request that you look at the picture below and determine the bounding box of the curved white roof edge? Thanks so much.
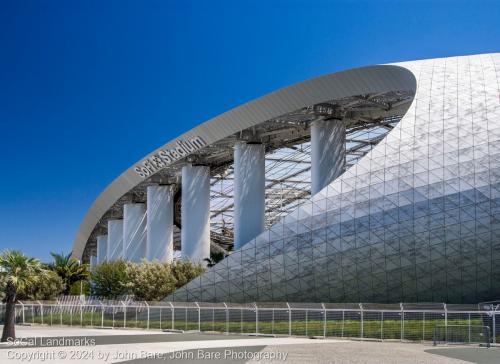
[72,62,420,259]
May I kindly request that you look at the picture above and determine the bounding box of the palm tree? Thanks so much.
[203,251,227,268]
[0,250,47,341]
[48,252,90,294]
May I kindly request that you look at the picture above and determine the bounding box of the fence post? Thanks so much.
[122,301,126,328]
[381,311,384,341]
[38,301,43,325]
[59,302,62,326]
[321,303,326,339]
[444,303,448,343]
[342,310,345,338]
[101,303,105,328]
[145,302,150,330]
[286,302,291,336]
[423,312,425,341]
[272,308,275,335]
[359,303,364,339]
[400,303,404,342]
[306,309,308,337]
[80,304,83,327]
[254,303,259,335]
[493,305,497,344]
[195,302,201,332]
[19,301,25,325]
[468,313,471,343]
[223,302,229,334]
[168,302,174,330]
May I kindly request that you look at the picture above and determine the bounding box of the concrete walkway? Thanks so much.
[1,325,498,364]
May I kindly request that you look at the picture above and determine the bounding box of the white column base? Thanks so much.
[311,120,346,195]
[234,142,265,250]
[123,203,147,262]
[147,184,175,262]
[181,165,210,263]
[96,235,108,265]
[107,220,124,261]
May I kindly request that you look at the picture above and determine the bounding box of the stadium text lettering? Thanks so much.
[134,136,207,178]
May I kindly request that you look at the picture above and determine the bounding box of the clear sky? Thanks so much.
[0,0,499,263]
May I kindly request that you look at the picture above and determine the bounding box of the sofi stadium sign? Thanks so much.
[134,136,207,178]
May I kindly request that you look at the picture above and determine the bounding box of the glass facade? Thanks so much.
[170,54,500,304]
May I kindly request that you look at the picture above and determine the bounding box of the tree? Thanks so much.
[91,260,128,298]
[203,251,227,268]
[18,270,65,301]
[0,274,6,302]
[0,250,48,342]
[124,261,177,301]
[68,280,91,296]
[48,252,90,294]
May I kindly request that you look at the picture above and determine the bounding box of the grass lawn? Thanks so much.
[18,308,496,343]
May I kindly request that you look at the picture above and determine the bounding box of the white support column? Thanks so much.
[181,164,210,263]
[146,184,175,262]
[311,119,346,195]
[123,203,147,262]
[90,256,97,271]
[107,220,123,261]
[233,142,265,250]
[96,235,108,265]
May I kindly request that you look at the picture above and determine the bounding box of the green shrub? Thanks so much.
[124,261,177,301]
[17,270,65,300]
[171,260,205,288]
[91,260,128,298]
[90,259,204,300]
[68,280,91,296]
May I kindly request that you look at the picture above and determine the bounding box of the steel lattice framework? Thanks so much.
[208,114,402,250]
[82,91,413,259]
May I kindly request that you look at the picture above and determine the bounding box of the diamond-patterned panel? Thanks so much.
[169,53,500,304]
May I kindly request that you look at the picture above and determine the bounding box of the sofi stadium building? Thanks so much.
[72,53,500,304]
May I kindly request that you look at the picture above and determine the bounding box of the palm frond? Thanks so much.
[47,251,89,294]
[0,250,46,291]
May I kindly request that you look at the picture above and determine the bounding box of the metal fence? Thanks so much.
[2,300,498,344]
[433,325,491,347]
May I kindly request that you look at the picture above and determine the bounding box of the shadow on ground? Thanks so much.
[425,347,500,364]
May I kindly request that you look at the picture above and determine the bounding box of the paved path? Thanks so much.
[0,326,324,363]
[425,347,500,364]
[1,325,498,363]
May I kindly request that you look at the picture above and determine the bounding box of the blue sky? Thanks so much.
[1,0,499,262]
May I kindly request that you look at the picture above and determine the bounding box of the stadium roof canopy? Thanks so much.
[72,65,416,261]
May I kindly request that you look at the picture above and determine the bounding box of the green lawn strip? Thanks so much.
[21,312,487,342]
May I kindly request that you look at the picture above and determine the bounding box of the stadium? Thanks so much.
[72,53,500,304]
